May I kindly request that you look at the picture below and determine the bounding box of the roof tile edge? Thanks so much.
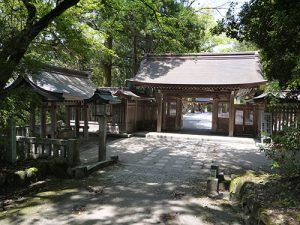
[42,65,91,78]
[144,51,258,59]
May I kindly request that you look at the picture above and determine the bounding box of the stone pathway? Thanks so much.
[0,135,269,225]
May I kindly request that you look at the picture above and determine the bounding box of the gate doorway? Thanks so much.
[181,98,213,133]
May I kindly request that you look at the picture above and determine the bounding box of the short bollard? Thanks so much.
[217,171,225,182]
[206,177,219,197]
[210,165,219,177]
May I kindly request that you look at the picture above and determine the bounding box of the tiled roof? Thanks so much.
[6,65,96,101]
[129,52,266,88]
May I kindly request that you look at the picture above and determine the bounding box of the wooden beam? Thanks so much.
[83,104,89,140]
[176,98,181,130]
[212,98,219,131]
[50,103,57,139]
[156,91,163,132]
[65,106,71,128]
[125,99,128,133]
[162,100,166,130]
[75,106,80,138]
[135,101,138,131]
[98,105,107,161]
[29,104,36,136]
[6,119,16,163]
[40,106,46,138]
[228,91,235,136]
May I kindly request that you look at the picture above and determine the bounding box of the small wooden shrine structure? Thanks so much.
[128,52,267,136]
[97,88,156,134]
[5,65,96,139]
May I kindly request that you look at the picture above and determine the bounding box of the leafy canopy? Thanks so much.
[214,0,300,89]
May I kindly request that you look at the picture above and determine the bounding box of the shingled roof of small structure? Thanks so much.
[129,52,267,88]
[5,65,96,101]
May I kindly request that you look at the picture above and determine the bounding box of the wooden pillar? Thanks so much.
[98,105,107,161]
[229,91,235,137]
[156,91,163,132]
[212,97,219,132]
[162,100,166,130]
[50,103,57,139]
[65,106,71,128]
[6,119,16,163]
[253,105,258,137]
[124,99,128,133]
[134,101,138,130]
[40,106,46,138]
[83,104,89,140]
[75,106,80,138]
[29,105,36,136]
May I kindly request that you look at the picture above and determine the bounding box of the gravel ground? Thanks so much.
[0,136,269,225]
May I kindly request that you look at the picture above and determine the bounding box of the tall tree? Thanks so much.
[213,0,300,89]
[84,0,218,86]
[0,0,80,91]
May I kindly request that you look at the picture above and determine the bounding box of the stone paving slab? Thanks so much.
[0,135,269,225]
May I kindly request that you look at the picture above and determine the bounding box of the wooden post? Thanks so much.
[75,106,80,138]
[68,139,80,166]
[50,103,57,139]
[253,105,258,137]
[6,119,16,163]
[40,106,46,138]
[83,104,89,140]
[134,101,138,131]
[125,99,128,133]
[162,100,166,130]
[156,91,163,132]
[65,106,71,128]
[98,105,107,161]
[212,97,219,131]
[176,98,181,130]
[229,91,235,137]
[29,105,36,136]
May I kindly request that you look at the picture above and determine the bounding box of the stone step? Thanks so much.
[134,131,257,144]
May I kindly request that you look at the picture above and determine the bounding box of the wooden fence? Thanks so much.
[270,104,300,133]
[16,136,80,166]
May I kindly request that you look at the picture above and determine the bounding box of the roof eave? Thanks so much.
[128,80,267,89]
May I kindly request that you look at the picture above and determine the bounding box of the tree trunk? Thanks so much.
[103,34,113,87]
[133,35,138,75]
[0,0,80,92]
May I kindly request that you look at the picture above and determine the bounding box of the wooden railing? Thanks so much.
[271,104,300,133]
[16,136,80,166]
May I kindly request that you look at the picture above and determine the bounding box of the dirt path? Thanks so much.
[0,137,269,225]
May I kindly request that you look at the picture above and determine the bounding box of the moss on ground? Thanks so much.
[230,172,300,225]
[0,175,100,220]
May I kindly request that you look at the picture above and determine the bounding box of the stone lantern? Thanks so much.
[85,89,120,161]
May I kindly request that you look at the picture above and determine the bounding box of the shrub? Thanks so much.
[261,124,300,174]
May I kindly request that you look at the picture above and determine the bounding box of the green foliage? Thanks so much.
[0,88,40,162]
[261,124,300,175]
[0,89,41,129]
[213,0,300,89]
[0,0,228,87]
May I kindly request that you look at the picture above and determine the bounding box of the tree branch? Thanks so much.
[32,0,80,37]
[21,0,37,26]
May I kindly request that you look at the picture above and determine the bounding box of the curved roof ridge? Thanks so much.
[145,51,258,58]
[41,65,90,78]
